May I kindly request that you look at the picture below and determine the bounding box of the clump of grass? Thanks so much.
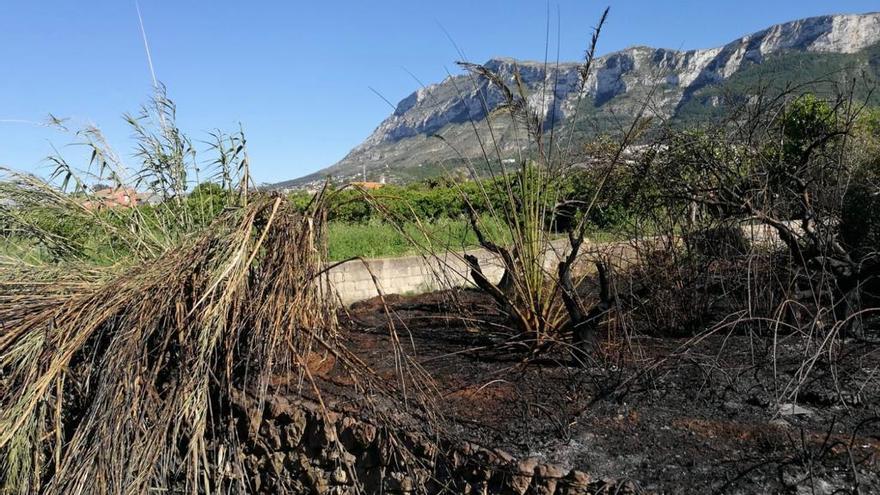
[1,191,439,494]
[0,194,338,493]
[0,86,445,494]
[357,7,652,361]
[0,87,251,267]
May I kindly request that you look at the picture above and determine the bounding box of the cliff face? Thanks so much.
[283,13,880,187]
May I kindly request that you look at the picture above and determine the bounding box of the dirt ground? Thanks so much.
[307,290,879,494]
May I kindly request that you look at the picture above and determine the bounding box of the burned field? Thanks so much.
[314,289,879,494]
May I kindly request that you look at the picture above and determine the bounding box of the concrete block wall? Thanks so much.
[327,240,573,305]
[327,222,793,305]
[328,248,504,305]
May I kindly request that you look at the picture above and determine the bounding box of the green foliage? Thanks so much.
[327,216,510,261]
[186,181,234,222]
[324,182,474,223]
[311,162,639,261]
[781,94,836,159]
[0,88,250,266]
[306,170,636,234]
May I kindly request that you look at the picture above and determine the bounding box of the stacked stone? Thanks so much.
[234,395,623,494]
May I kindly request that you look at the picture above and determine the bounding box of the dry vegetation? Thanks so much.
[1,8,880,495]
[0,92,441,494]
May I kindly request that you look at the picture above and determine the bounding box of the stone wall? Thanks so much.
[236,395,618,494]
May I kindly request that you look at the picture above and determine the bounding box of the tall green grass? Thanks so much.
[327,216,512,261]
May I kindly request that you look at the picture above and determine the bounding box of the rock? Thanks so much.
[307,416,338,451]
[535,463,566,479]
[506,457,539,495]
[269,452,286,474]
[778,403,816,417]
[470,445,500,481]
[387,471,414,492]
[266,396,295,420]
[407,433,438,460]
[560,470,591,494]
[493,448,515,465]
[532,478,558,495]
[331,466,349,485]
[251,471,261,492]
[298,453,330,494]
[339,419,376,453]
[260,421,283,450]
[458,442,476,456]
[532,464,566,495]
[451,450,465,469]
[282,408,308,449]
[240,400,607,494]
[324,447,341,462]
[517,457,540,474]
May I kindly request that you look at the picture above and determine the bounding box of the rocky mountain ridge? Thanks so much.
[279,12,880,188]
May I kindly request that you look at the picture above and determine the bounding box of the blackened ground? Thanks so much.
[308,289,879,494]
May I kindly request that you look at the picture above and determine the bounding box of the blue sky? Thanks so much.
[1,1,877,184]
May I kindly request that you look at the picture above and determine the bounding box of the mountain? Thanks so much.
[277,13,880,189]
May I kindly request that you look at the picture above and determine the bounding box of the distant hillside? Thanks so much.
[275,13,880,189]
